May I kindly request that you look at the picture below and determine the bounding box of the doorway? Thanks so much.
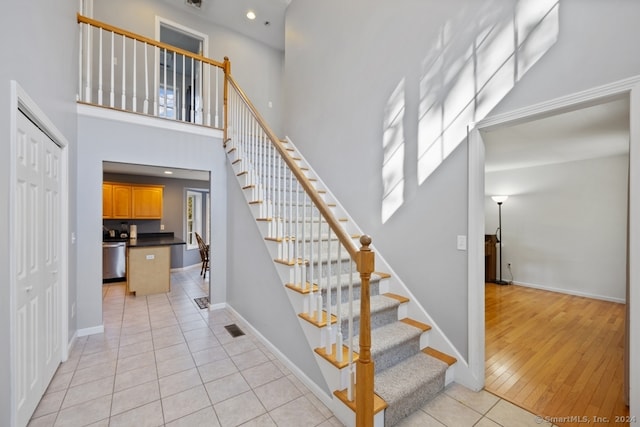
[156,17,209,124]
[467,82,640,420]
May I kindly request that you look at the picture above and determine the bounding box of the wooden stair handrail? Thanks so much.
[77,14,225,70]
[226,75,360,261]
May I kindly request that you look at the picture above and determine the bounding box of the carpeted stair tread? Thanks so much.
[334,294,400,322]
[352,321,424,373]
[375,352,448,426]
[352,321,422,359]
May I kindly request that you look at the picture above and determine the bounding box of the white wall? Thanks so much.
[77,110,227,332]
[0,2,79,425]
[283,0,640,361]
[92,0,284,135]
[485,155,629,301]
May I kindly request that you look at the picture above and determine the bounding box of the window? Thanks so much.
[185,190,202,250]
[158,86,176,119]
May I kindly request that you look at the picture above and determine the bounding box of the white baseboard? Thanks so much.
[225,305,334,409]
[208,301,227,311]
[511,281,626,304]
[77,325,105,337]
[170,262,202,272]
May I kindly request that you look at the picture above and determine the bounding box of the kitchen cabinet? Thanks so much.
[127,245,170,295]
[103,182,163,219]
[132,186,163,219]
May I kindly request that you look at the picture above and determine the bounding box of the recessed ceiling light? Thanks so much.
[164,170,174,175]
[246,10,256,20]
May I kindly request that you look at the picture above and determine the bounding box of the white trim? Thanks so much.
[468,76,640,421]
[466,127,485,391]
[511,281,626,304]
[77,103,223,138]
[9,81,71,427]
[225,305,334,408]
[76,325,105,337]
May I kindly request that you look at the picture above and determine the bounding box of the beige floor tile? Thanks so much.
[204,372,252,404]
[118,330,153,347]
[32,390,65,418]
[114,364,158,392]
[214,390,266,427]
[53,395,111,427]
[223,336,258,356]
[183,327,216,342]
[253,376,303,411]
[485,400,553,427]
[76,350,117,371]
[180,319,209,332]
[69,359,117,388]
[316,417,345,427]
[444,383,500,414]
[111,380,160,415]
[117,339,154,359]
[109,400,164,427]
[159,367,204,398]
[240,413,278,426]
[268,395,328,427]
[152,324,183,338]
[61,376,115,409]
[153,332,187,350]
[116,350,156,374]
[161,385,212,423]
[27,412,57,427]
[421,393,483,426]
[475,417,503,427]
[192,346,229,366]
[395,410,446,426]
[198,358,239,383]
[242,361,285,389]
[157,354,196,378]
[155,342,191,362]
[231,348,269,371]
[165,406,221,427]
[187,336,220,353]
[45,371,74,393]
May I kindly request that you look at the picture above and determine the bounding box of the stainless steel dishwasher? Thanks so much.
[102,241,126,282]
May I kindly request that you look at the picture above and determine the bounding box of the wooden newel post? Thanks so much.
[223,56,231,144]
[356,235,375,427]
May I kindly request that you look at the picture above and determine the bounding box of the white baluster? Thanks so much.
[336,243,343,363]
[110,31,115,108]
[316,214,323,323]
[162,49,167,117]
[190,57,195,122]
[215,66,219,128]
[78,22,83,102]
[84,24,92,102]
[308,205,315,317]
[98,29,103,105]
[121,34,126,109]
[181,55,186,121]
[172,52,176,120]
[206,63,211,126]
[348,260,355,401]
[143,43,149,114]
[153,46,158,116]
[132,41,137,112]
[325,228,333,354]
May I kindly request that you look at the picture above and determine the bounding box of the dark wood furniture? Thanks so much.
[485,234,498,283]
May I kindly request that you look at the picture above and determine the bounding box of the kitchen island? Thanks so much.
[125,233,185,296]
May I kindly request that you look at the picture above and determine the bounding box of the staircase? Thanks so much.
[225,78,458,425]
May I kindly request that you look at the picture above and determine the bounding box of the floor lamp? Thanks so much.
[491,195,509,285]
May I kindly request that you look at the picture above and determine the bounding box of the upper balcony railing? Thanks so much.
[77,14,226,129]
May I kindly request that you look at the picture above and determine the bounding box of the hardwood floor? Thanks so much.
[485,283,629,426]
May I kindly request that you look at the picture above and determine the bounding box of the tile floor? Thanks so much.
[28,267,554,427]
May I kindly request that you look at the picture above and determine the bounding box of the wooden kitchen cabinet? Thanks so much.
[112,185,132,218]
[103,182,163,219]
[132,185,163,219]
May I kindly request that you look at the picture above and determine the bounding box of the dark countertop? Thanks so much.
[104,232,186,247]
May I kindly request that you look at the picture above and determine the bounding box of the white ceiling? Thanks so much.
[103,162,210,181]
[160,0,290,51]
[483,97,630,173]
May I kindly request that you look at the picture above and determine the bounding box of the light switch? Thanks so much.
[146,254,155,260]
[457,235,467,251]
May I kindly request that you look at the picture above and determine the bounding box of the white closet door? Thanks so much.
[15,111,62,426]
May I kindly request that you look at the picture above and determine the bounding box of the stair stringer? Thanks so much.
[280,136,479,390]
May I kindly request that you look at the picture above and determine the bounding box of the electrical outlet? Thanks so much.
[160,224,165,230]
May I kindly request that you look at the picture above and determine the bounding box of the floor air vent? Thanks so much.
[224,323,245,338]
